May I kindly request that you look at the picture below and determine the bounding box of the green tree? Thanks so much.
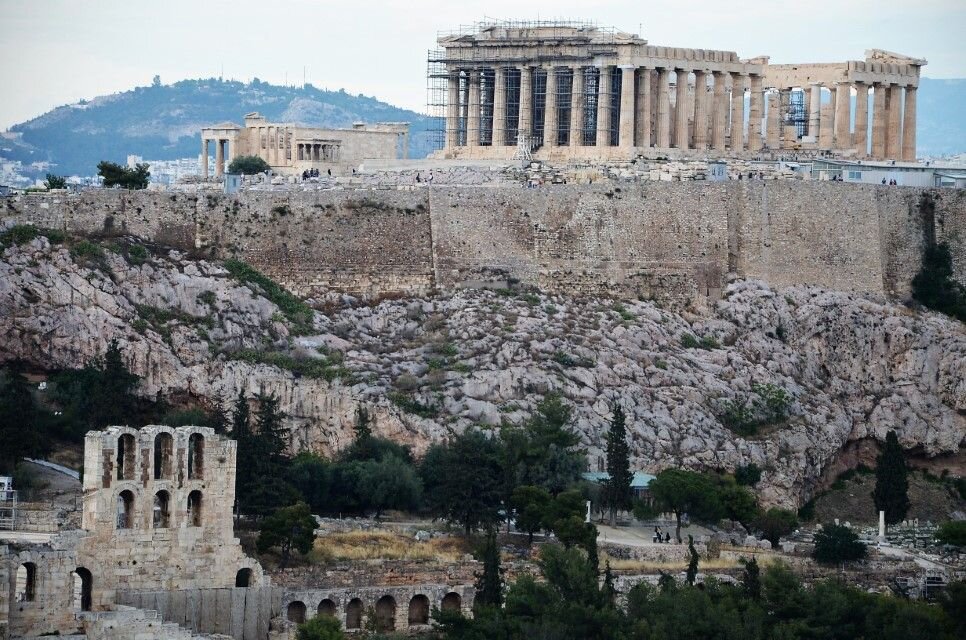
[421,429,504,534]
[474,530,503,609]
[296,614,344,640]
[648,469,723,542]
[754,507,798,547]
[97,161,150,189]
[602,404,633,526]
[717,476,759,530]
[354,455,422,518]
[812,523,867,565]
[936,520,966,546]
[740,557,761,600]
[256,502,316,568]
[228,155,271,175]
[872,430,910,526]
[685,534,700,585]
[286,453,331,514]
[912,242,966,321]
[0,364,49,472]
[510,485,551,544]
[44,173,67,189]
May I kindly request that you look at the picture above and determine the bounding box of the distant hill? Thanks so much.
[1,78,441,176]
[1,76,963,177]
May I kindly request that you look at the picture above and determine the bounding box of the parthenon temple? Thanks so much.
[429,21,925,162]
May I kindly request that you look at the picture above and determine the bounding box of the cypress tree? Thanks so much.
[873,430,910,525]
[603,403,633,526]
[474,530,503,609]
[686,535,700,585]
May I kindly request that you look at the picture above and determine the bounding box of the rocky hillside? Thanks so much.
[2,78,438,176]
[1,232,964,508]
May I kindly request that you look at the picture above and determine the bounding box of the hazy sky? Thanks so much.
[1,0,963,129]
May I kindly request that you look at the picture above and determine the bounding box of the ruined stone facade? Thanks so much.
[431,22,923,161]
[4,183,964,311]
[201,113,409,178]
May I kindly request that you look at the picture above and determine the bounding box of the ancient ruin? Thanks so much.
[200,113,409,178]
[428,21,924,161]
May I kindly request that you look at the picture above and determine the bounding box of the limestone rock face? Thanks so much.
[2,237,963,508]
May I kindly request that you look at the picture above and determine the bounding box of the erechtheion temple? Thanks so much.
[201,113,409,177]
[428,21,925,162]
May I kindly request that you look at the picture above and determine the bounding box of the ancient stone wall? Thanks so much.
[117,587,279,640]
[3,183,964,307]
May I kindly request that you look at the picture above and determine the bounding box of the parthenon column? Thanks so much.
[519,66,533,143]
[692,70,708,150]
[808,84,822,143]
[446,71,460,149]
[467,70,481,147]
[201,139,209,177]
[730,73,745,151]
[711,72,726,151]
[673,68,689,149]
[748,75,763,152]
[596,66,612,147]
[492,67,506,146]
[902,85,917,161]
[636,67,652,148]
[871,83,887,159]
[569,67,584,147]
[544,67,559,147]
[886,84,903,159]
[215,139,224,177]
[618,66,635,148]
[834,82,851,150]
[656,68,671,148]
[765,91,780,149]
[853,83,869,157]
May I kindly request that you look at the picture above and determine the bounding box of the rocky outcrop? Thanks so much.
[2,236,963,508]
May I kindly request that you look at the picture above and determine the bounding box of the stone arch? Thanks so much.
[441,592,461,612]
[15,562,37,602]
[153,490,171,528]
[187,432,204,479]
[375,595,396,631]
[117,489,135,529]
[235,568,252,588]
[317,598,336,618]
[187,490,202,527]
[286,600,306,623]
[72,567,93,612]
[154,432,174,480]
[345,598,363,629]
[117,433,136,481]
[408,593,430,625]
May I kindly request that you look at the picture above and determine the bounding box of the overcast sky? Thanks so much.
[1,0,963,129]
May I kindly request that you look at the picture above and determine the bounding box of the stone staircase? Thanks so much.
[80,605,231,639]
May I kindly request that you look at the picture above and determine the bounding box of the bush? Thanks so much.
[69,240,108,270]
[735,464,762,486]
[228,155,271,175]
[229,349,347,382]
[0,225,66,248]
[936,520,966,547]
[813,523,867,564]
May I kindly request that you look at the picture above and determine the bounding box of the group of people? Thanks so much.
[652,527,672,544]
[881,177,899,185]
[300,168,331,180]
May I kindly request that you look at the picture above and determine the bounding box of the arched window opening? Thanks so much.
[441,592,462,612]
[187,490,202,527]
[117,433,136,481]
[317,598,336,617]
[187,433,204,479]
[345,598,363,629]
[72,567,93,612]
[408,594,430,625]
[15,562,37,602]
[154,433,173,480]
[153,491,170,528]
[235,568,252,588]
[286,601,306,623]
[375,595,396,632]
[116,490,135,529]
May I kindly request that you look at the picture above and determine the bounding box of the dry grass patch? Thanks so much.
[309,530,470,564]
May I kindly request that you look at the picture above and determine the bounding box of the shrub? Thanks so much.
[388,392,438,418]
[680,333,701,349]
[936,520,966,547]
[197,290,217,306]
[69,240,108,270]
[735,464,762,486]
[0,225,65,248]
[228,155,271,175]
[44,174,67,189]
[229,349,348,382]
[813,524,867,564]
[223,259,314,334]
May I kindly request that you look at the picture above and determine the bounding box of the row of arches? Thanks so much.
[116,489,202,529]
[286,592,462,630]
[112,432,204,485]
[15,562,92,612]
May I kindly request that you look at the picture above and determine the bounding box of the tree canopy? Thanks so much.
[648,469,724,542]
[256,502,317,568]
[873,430,910,526]
[97,161,150,189]
[228,155,271,175]
[813,523,867,565]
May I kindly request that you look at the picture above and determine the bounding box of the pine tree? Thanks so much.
[873,430,910,526]
[602,560,617,605]
[686,535,700,585]
[603,403,633,526]
[255,393,289,465]
[474,530,503,609]
[740,557,761,600]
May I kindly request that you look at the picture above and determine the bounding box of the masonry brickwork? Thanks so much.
[3,184,965,310]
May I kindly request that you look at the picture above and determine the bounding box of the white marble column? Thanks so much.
[673,68,689,149]
[467,70,481,147]
[871,83,887,159]
[854,83,869,157]
[656,68,671,149]
[619,65,635,148]
[711,71,727,151]
[492,67,506,147]
[545,67,559,147]
[201,139,209,177]
[570,67,584,147]
[636,67,652,148]
[808,83,822,143]
[886,84,903,159]
[834,83,851,150]
[446,71,460,149]
[692,70,708,150]
[215,139,224,177]
[596,66,612,147]
[902,85,917,161]
[748,75,763,152]
[730,73,745,151]
[519,66,533,144]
